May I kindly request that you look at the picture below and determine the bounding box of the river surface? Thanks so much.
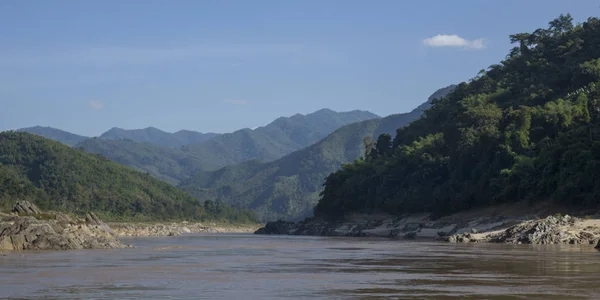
[1,233,600,299]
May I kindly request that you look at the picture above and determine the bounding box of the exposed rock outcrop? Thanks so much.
[447,215,600,245]
[256,213,472,239]
[0,204,127,251]
[254,220,297,235]
[255,204,600,247]
[110,222,259,237]
[12,200,42,215]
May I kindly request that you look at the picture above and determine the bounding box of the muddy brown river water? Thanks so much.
[1,233,599,299]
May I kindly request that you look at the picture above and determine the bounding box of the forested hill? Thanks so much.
[180,109,379,171]
[314,15,600,220]
[76,138,206,185]
[179,85,455,221]
[0,132,258,223]
[16,126,89,147]
[75,109,379,186]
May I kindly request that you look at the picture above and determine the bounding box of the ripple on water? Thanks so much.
[1,235,600,299]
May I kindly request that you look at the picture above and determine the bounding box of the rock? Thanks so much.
[447,235,457,243]
[85,212,103,225]
[254,220,298,235]
[0,203,126,251]
[85,212,115,236]
[473,215,600,245]
[12,200,42,215]
[109,222,259,237]
[403,231,417,239]
[595,240,600,250]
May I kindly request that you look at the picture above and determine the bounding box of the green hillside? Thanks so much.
[76,109,379,184]
[76,138,206,185]
[181,109,380,170]
[314,15,600,219]
[17,126,89,147]
[0,132,258,223]
[179,86,454,221]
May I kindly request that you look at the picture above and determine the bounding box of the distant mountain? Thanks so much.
[16,126,88,147]
[173,130,220,145]
[76,138,206,185]
[178,86,456,221]
[0,132,258,223]
[181,109,380,170]
[77,109,379,183]
[99,127,218,148]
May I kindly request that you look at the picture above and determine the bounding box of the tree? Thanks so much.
[314,14,600,220]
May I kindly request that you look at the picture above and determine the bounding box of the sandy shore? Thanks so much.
[108,222,261,237]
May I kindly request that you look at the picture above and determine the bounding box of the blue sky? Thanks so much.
[1,0,598,136]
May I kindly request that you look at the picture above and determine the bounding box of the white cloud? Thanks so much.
[423,34,486,50]
[88,100,104,110]
[222,98,248,105]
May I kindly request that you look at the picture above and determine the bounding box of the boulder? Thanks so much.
[447,214,600,245]
[12,200,42,215]
[0,204,126,251]
[403,231,417,239]
[85,212,103,225]
[492,215,577,244]
[254,220,297,235]
[85,212,115,236]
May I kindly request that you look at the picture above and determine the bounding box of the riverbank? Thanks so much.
[109,222,260,237]
[0,201,126,251]
[0,201,261,251]
[255,202,600,246]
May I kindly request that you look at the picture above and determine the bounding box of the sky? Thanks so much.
[1,0,598,136]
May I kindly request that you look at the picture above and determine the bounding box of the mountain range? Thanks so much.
[100,127,219,148]
[0,131,257,223]
[179,86,456,220]
[179,109,380,170]
[9,94,452,221]
[15,109,379,185]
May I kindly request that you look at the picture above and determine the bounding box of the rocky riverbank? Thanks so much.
[447,214,600,245]
[0,201,127,251]
[255,203,600,246]
[109,222,260,237]
[0,201,260,252]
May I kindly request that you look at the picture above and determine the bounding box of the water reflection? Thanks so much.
[1,234,599,299]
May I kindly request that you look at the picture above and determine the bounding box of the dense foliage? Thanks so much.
[179,87,452,221]
[0,132,258,223]
[315,15,600,219]
[77,138,206,185]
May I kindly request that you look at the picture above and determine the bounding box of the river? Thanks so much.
[1,233,599,299]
